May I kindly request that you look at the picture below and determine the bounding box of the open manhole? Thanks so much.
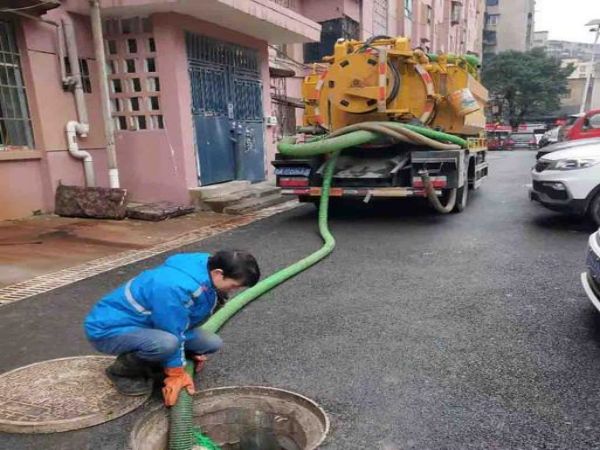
[130,386,329,450]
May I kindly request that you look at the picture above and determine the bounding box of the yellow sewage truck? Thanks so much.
[272,36,489,213]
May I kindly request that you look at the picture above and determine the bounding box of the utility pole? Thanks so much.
[580,20,600,114]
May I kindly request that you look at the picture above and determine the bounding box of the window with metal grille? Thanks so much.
[0,21,33,149]
[64,57,92,93]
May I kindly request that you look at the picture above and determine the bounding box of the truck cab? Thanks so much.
[564,110,600,141]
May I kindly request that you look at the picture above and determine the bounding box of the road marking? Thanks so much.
[0,201,300,306]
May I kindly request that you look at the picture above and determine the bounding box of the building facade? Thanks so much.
[483,0,535,60]
[542,39,600,62]
[404,0,485,56]
[0,0,320,220]
[559,59,600,115]
[533,30,548,49]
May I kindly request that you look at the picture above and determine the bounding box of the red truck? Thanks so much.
[561,110,600,141]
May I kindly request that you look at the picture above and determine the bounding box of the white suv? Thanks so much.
[530,141,600,225]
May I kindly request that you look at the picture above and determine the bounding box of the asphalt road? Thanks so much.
[2,151,600,450]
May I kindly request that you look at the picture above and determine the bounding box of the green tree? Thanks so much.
[482,48,574,127]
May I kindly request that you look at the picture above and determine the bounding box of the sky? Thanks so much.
[535,0,600,43]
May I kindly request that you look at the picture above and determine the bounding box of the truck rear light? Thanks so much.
[278,177,309,188]
[412,176,447,189]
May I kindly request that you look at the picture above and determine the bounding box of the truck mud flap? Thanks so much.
[411,149,466,189]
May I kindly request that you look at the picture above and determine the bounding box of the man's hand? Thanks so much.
[162,367,195,407]
[192,355,208,373]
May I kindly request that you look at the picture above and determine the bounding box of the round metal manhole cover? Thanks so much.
[0,356,151,434]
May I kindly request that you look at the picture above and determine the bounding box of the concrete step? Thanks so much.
[190,180,251,201]
[222,193,288,215]
[202,190,256,213]
[189,180,251,210]
[251,182,281,198]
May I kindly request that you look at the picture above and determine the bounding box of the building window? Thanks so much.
[304,17,359,63]
[426,5,433,24]
[483,30,497,46]
[106,17,162,131]
[65,57,92,93]
[560,89,572,99]
[486,14,499,26]
[486,0,498,5]
[0,21,34,149]
[404,0,413,18]
[451,1,462,25]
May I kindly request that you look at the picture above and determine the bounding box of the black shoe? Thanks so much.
[105,353,153,396]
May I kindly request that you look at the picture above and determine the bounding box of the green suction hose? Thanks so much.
[168,121,468,450]
[202,150,340,334]
[168,151,340,450]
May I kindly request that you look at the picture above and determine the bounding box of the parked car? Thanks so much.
[486,131,510,150]
[581,230,600,313]
[560,110,600,142]
[505,132,537,150]
[530,140,600,225]
[558,113,585,141]
[538,126,560,148]
[536,138,600,160]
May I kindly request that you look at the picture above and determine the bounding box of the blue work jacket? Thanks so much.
[84,253,218,367]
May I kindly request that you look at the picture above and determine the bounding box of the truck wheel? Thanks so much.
[453,184,468,213]
[589,192,600,226]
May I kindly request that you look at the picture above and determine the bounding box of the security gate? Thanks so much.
[186,32,265,185]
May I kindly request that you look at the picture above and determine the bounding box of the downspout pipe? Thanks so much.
[62,16,89,129]
[90,0,120,188]
[66,121,96,187]
[62,15,95,187]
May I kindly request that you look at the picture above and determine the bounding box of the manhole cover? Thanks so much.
[130,386,329,450]
[0,356,151,434]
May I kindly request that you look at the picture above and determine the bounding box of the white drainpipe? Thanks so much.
[90,0,120,188]
[66,120,96,187]
[62,15,95,187]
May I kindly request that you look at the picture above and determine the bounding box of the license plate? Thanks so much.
[274,167,311,177]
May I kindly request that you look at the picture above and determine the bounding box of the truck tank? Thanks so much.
[301,36,488,136]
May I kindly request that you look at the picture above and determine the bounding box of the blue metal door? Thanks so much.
[186,33,265,185]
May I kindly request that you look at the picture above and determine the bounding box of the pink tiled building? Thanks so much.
[0,0,319,220]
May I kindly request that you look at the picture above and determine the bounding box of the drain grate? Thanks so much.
[0,201,299,306]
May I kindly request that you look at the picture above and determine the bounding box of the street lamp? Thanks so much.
[580,19,600,114]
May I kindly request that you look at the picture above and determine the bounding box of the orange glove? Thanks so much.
[192,355,208,373]
[162,367,195,407]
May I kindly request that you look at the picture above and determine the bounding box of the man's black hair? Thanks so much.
[208,250,260,287]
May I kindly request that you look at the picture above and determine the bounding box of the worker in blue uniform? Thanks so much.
[84,250,260,406]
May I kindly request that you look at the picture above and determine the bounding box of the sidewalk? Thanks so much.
[0,202,297,298]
